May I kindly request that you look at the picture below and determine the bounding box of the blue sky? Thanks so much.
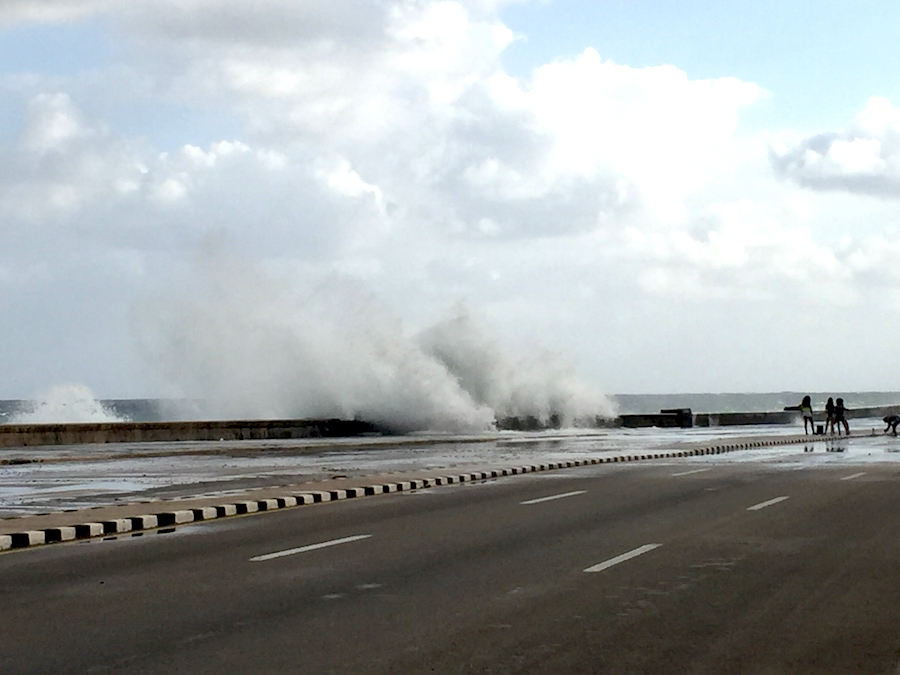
[0,19,114,75]
[1,0,900,426]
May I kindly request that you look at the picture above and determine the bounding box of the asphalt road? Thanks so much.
[3,456,900,674]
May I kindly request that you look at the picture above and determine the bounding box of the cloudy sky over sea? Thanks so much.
[2,0,900,411]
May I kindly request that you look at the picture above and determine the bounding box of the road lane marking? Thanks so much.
[584,544,662,573]
[251,534,372,562]
[671,468,711,477]
[521,490,586,505]
[841,472,866,481]
[747,496,789,511]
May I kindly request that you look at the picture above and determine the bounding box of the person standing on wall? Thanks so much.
[834,397,850,436]
[824,397,835,435]
[800,395,815,435]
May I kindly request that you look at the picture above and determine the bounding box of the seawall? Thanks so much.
[622,405,900,429]
[0,418,384,449]
[2,404,900,448]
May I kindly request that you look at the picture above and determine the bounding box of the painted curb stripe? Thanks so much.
[10,531,44,549]
[102,519,132,534]
[0,434,813,553]
[193,506,218,520]
[76,523,104,538]
[43,527,76,543]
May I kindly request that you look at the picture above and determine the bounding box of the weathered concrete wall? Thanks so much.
[3,404,900,447]
[843,405,900,421]
[0,418,384,448]
[694,411,796,427]
[617,408,694,429]
[620,411,693,428]
[627,405,900,429]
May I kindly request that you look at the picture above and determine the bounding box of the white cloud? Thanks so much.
[773,96,900,196]
[522,50,762,221]
[123,0,390,49]
[0,93,146,224]
[84,0,764,244]
[0,0,115,27]
[22,92,88,153]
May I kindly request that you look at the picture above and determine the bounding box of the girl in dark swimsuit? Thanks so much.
[825,397,835,435]
[833,398,849,436]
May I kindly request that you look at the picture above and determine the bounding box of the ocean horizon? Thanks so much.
[2,391,899,424]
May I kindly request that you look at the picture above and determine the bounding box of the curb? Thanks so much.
[0,436,808,553]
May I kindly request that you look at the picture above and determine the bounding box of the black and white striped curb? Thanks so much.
[0,436,808,552]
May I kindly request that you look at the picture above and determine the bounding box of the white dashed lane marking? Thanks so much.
[584,544,662,573]
[671,468,712,477]
[747,496,790,511]
[520,490,586,505]
[251,534,372,562]
[841,472,866,481]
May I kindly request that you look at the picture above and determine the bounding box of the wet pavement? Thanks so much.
[1,421,898,518]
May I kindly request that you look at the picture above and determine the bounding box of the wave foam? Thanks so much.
[11,384,126,424]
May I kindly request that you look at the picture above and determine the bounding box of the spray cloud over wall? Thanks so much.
[134,253,614,431]
[417,307,617,424]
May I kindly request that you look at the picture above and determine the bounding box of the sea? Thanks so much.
[1,392,898,425]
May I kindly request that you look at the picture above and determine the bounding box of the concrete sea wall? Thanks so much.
[0,418,383,449]
[624,405,900,429]
[2,404,900,448]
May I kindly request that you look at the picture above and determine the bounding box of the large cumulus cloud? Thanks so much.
[0,0,768,256]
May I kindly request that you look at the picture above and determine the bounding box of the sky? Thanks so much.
[2,0,900,422]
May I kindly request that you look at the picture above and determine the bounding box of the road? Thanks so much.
[3,453,900,674]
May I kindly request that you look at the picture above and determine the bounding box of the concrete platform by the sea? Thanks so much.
[4,405,900,449]
[0,418,384,449]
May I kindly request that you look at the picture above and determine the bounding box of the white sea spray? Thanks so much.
[11,383,125,424]
[132,252,615,431]
[417,306,616,425]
